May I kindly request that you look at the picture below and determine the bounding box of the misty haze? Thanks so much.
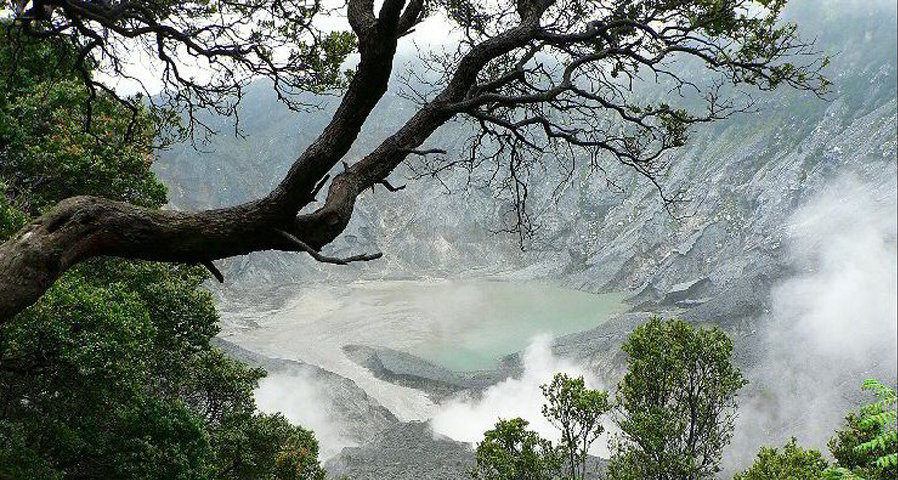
[1,0,895,479]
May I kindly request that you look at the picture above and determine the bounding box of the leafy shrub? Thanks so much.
[732,438,829,480]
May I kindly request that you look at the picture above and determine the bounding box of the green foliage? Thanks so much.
[821,467,866,480]
[0,185,28,239]
[272,425,328,480]
[211,411,326,480]
[827,380,898,480]
[470,374,610,480]
[0,35,324,479]
[830,412,882,477]
[733,380,898,480]
[541,373,611,480]
[731,438,829,480]
[3,1,355,130]
[0,237,327,479]
[605,0,829,90]
[470,418,562,480]
[0,32,168,216]
[856,380,897,468]
[1,260,212,478]
[606,316,747,480]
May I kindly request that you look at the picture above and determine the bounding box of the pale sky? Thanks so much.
[99,7,458,97]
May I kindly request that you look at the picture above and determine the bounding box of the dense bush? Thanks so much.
[470,418,562,480]
[826,380,897,480]
[732,438,829,480]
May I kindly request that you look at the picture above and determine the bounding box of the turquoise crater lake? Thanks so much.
[398,281,627,371]
[229,279,626,372]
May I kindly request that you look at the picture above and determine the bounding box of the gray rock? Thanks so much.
[342,345,510,400]
[324,421,474,480]
[662,277,711,306]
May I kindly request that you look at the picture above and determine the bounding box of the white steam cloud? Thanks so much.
[728,173,898,469]
[430,335,609,456]
[255,372,356,459]
[772,176,897,363]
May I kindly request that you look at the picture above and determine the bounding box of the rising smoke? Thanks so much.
[255,372,356,459]
[430,335,612,456]
[727,173,898,469]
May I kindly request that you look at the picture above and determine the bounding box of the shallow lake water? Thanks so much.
[225,279,625,419]
[391,281,626,370]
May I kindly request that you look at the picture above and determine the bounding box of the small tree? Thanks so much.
[827,380,898,480]
[272,424,328,480]
[606,316,747,480]
[731,438,829,480]
[542,373,611,480]
[854,380,897,470]
[470,418,562,480]
[471,374,610,480]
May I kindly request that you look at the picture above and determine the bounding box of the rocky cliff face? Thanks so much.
[155,1,896,311]
[324,421,475,480]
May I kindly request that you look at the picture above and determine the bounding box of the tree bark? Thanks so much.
[0,0,415,320]
[0,0,539,320]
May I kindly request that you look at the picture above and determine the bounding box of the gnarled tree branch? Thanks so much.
[0,0,827,321]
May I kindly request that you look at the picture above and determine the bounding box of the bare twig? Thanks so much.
[378,179,406,192]
[201,260,224,283]
[404,148,448,156]
[274,229,382,265]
